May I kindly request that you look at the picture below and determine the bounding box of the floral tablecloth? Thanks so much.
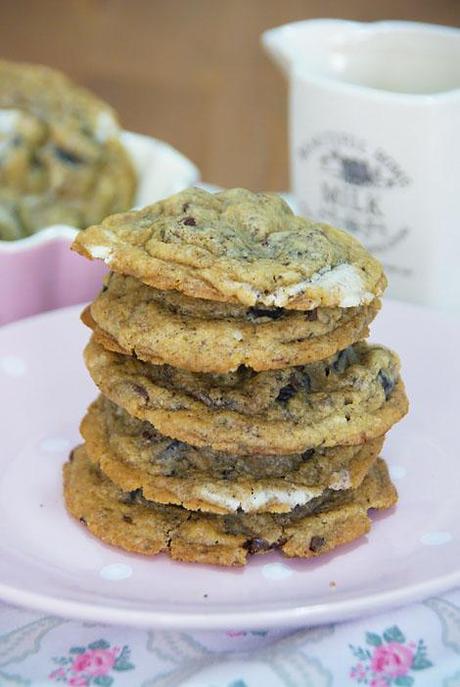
[1,589,460,686]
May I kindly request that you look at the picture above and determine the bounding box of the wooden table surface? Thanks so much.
[2,0,458,190]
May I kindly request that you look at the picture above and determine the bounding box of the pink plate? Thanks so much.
[0,300,458,630]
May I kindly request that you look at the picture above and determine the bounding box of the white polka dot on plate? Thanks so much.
[40,437,71,453]
[0,355,26,377]
[420,532,452,546]
[261,562,293,581]
[390,465,407,480]
[100,563,133,580]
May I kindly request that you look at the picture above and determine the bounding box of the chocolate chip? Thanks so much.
[183,216,196,226]
[244,536,287,554]
[333,350,347,374]
[378,369,395,400]
[333,346,358,374]
[276,384,296,403]
[236,364,252,378]
[31,153,43,169]
[301,448,315,461]
[122,514,133,524]
[142,427,158,442]
[182,202,190,212]
[309,535,325,552]
[306,309,318,321]
[247,307,285,321]
[276,369,311,403]
[55,147,83,165]
[131,383,149,402]
[244,537,272,554]
[79,517,87,526]
[290,369,311,392]
[192,389,237,410]
[119,489,143,505]
[158,439,187,460]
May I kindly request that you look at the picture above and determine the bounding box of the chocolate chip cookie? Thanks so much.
[0,60,136,240]
[84,338,408,455]
[82,395,383,514]
[72,187,386,309]
[83,272,381,372]
[64,445,397,566]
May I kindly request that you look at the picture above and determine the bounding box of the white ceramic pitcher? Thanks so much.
[262,20,460,309]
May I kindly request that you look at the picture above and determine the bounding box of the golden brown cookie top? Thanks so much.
[72,187,386,309]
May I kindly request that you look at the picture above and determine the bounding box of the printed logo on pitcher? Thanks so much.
[298,132,411,255]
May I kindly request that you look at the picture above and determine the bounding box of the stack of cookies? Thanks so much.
[64,188,408,566]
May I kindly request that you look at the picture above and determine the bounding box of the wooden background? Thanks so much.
[2,0,458,190]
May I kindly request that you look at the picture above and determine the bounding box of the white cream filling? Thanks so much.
[95,111,120,143]
[211,262,373,308]
[197,484,321,512]
[0,109,21,135]
[264,263,372,307]
[88,245,113,260]
[87,242,372,310]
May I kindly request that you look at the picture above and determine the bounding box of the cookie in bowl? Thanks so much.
[0,60,136,240]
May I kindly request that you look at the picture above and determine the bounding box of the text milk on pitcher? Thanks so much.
[263,20,460,310]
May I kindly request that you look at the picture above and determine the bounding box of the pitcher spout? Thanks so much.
[261,19,360,77]
[261,24,294,75]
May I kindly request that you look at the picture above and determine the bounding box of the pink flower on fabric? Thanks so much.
[349,625,432,684]
[68,678,88,687]
[371,642,413,677]
[49,639,134,683]
[72,648,116,676]
[369,678,389,687]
